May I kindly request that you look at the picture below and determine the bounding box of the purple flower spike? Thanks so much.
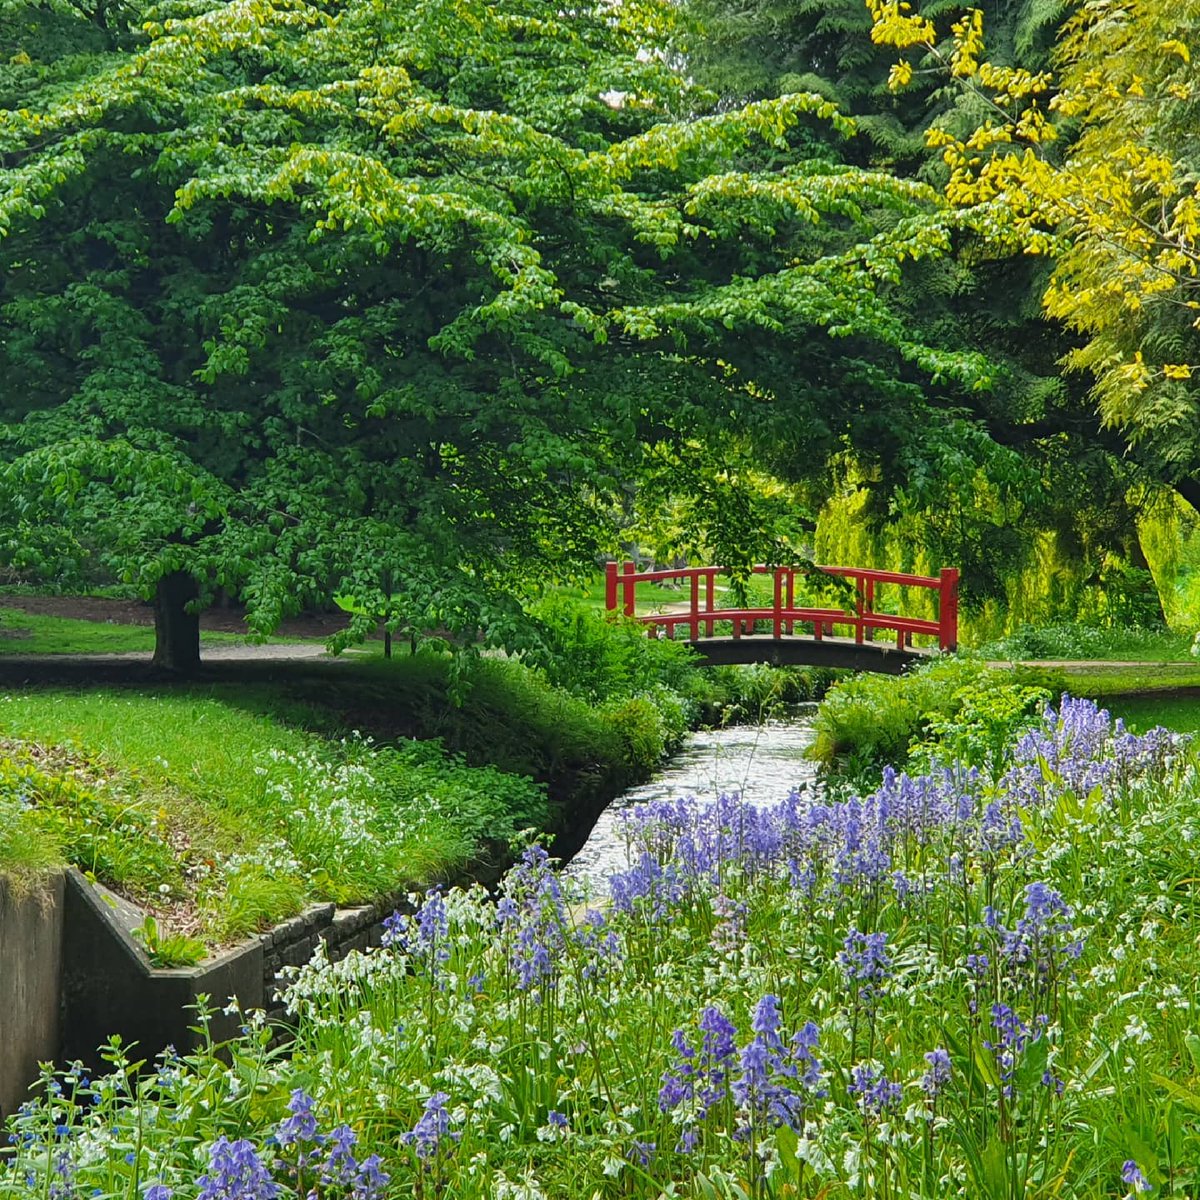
[401,1093,460,1163]
[276,1089,319,1146]
[849,1064,902,1117]
[920,1047,951,1097]
[198,1138,279,1200]
[1122,1160,1152,1193]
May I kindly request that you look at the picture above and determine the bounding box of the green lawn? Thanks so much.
[976,621,1195,662]
[1104,692,1200,733]
[0,606,246,654]
[1054,661,1200,696]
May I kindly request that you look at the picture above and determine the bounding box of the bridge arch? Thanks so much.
[604,562,959,675]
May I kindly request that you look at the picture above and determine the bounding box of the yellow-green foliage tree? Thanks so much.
[870,0,1200,517]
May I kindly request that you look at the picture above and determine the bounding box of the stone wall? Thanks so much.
[260,892,409,1023]
[0,872,65,1122]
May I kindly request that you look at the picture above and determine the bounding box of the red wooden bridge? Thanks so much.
[605,562,959,673]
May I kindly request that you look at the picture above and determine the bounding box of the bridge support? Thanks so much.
[691,636,928,673]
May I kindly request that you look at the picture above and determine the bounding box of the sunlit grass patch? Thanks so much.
[0,606,243,655]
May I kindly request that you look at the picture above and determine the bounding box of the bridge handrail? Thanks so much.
[604,561,959,652]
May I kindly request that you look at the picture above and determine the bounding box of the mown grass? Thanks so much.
[1056,662,1200,695]
[977,620,1195,662]
[1104,692,1200,733]
[0,606,247,655]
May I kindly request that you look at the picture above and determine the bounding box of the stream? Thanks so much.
[565,705,821,885]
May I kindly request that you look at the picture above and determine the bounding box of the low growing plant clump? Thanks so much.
[810,657,1062,780]
[5,696,1196,1196]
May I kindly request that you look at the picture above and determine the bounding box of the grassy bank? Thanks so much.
[0,678,551,960]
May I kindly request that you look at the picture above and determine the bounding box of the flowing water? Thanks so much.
[565,706,821,886]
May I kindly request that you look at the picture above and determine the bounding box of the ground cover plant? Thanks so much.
[978,623,1194,664]
[3,694,1194,1196]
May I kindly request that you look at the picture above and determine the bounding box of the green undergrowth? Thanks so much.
[812,651,1200,782]
[811,657,1062,781]
[0,605,245,655]
[976,620,1194,662]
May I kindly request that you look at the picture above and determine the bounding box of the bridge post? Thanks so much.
[605,561,617,614]
[939,567,960,651]
[773,568,783,639]
[622,560,636,618]
[690,572,700,641]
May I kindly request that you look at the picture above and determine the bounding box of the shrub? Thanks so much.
[528,597,700,705]
[811,657,1058,777]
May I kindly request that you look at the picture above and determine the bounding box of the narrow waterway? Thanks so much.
[565,706,821,885]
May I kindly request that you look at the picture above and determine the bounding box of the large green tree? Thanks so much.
[0,0,991,668]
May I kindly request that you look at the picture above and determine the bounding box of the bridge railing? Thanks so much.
[604,562,959,652]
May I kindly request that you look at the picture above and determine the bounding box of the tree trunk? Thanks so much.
[153,571,201,674]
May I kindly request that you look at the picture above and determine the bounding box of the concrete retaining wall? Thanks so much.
[0,872,65,1122]
[59,871,413,1070]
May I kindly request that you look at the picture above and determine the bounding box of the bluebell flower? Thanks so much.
[839,928,892,1006]
[197,1137,279,1200]
[732,996,826,1135]
[1122,1160,1151,1193]
[382,889,450,975]
[401,1093,459,1163]
[276,1089,320,1147]
[984,1004,1045,1098]
[920,1047,952,1097]
[628,1140,656,1167]
[498,846,568,993]
[849,1064,902,1118]
[660,1005,738,1118]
